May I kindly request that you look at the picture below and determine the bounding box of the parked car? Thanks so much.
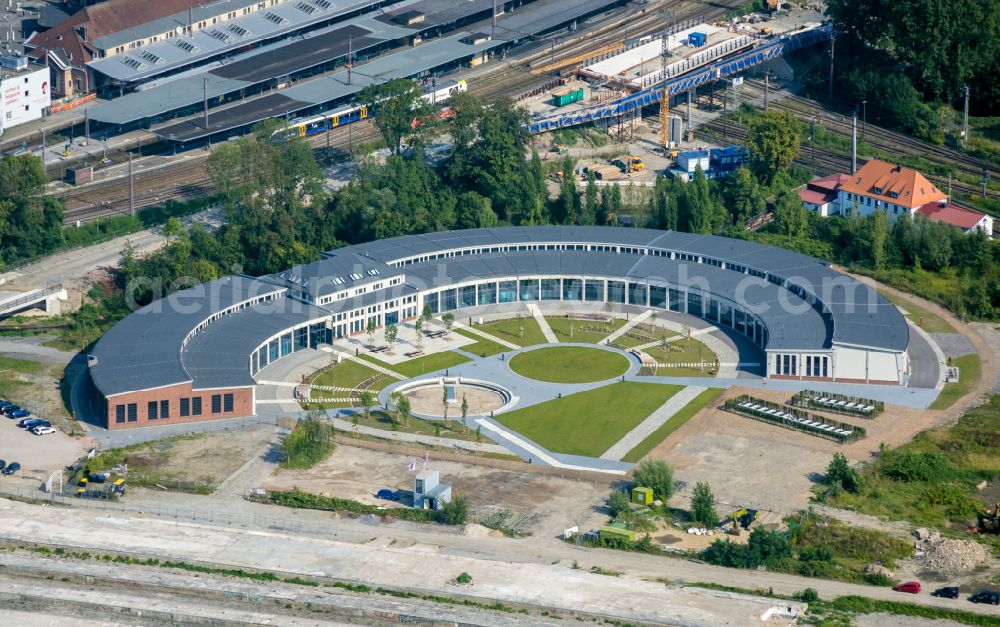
[0,401,16,412]
[932,586,959,599]
[0,460,5,471]
[18,418,42,429]
[893,582,921,594]
[970,590,1000,605]
[2,462,20,476]
[375,488,400,501]
[2,405,21,416]
[32,426,56,436]
[10,409,30,419]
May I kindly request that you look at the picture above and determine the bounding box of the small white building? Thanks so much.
[413,469,452,510]
[0,55,51,134]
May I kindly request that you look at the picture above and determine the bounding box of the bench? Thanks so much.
[405,350,424,358]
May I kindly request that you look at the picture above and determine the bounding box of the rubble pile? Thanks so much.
[914,528,992,575]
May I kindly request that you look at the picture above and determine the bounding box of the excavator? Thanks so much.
[977,502,1000,534]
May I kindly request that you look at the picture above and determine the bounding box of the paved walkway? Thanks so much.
[453,321,519,350]
[602,310,652,344]
[525,303,558,343]
[600,386,708,461]
[474,417,628,475]
[329,416,508,455]
[321,347,405,380]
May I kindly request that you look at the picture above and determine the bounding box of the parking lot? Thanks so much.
[0,410,88,483]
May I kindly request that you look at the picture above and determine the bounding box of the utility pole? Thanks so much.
[658,15,672,156]
[40,128,46,166]
[686,89,692,142]
[763,71,769,112]
[83,109,90,146]
[128,152,135,216]
[723,84,728,140]
[491,0,497,39]
[947,172,952,196]
[347,34,352,85]
[827,37,835,103]
[961,85,970,149]
[203,77,208,129]
[982,169,990,198]
[811,116,816,168]
[861,99,867,141]
[851,111,857,174]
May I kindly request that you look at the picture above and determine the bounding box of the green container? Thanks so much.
[599,525,636,542]
[552,87,584,107]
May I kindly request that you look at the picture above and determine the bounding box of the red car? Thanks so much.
[894,581,921,594]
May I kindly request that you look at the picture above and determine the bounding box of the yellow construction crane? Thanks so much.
[658,28,670,155]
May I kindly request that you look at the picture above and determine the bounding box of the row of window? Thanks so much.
[773,354,830,377]
[114,393,234,424]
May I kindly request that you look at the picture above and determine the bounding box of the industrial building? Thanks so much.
[0,53,51,133]
[87,227,912,430]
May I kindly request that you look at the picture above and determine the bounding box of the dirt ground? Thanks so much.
[405,383,505,417]
[262,444,615,536]
[649,386,947,517]
[124,429,272,486]
[0,414,87,480]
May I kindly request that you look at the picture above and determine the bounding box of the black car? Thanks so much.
[970,590,1000,605]
[0,460,5,471]
[932,586,959,599]
[2,462,20,476]
[1,405,20,416]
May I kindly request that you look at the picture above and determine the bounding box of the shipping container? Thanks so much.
[552,87,584,107]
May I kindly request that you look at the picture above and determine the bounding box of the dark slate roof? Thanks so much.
[89,227,908,398]
[89,276,283,396]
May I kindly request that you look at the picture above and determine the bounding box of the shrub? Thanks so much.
[881,451,951,482]
[607,490,632,517]
[456,572,472,585]
[826,453,860,493]
[862,571,895,586]
[798,588,820,603]
[632,460,674,502]
[282,414,335,469]
[433,496,469,525]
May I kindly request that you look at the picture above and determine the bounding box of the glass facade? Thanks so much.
[707,297,719,321]
[478,282,497,305]
[294,327,308,351]
[669,288,683,311]
[628,282,647,306]
[425,292,440,314]
[687,292,702,317]
[607,280,626,303]
[498,280,518,303]
[585,279,604,302]
[441,288,457,312]
[280,332,292,357]
[458,285,476,309]
[540,279,561,300]
[519,279,539,301]
[650,285,667,309]
[563,278,582,300]
[268,339,279,362]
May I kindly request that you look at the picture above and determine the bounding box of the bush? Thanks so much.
[701,528,792,569]
[632,460,674,502]
[607,490,632,518]
[433,496,469,525]
[862,571,895,587]
[456,572,472,585]
[826,453,860,493]
[282,414,335,469]
[266,488,435,523]
[690,481,719,527]
[881,451,951,482]
[798,588,820,603]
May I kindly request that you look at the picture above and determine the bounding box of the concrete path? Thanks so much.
[525,303,558,343]
[330,415,508,455]
[600,386,707,461]
[474,417,628,475]
[602,310,652,344]
[453,321,519,350]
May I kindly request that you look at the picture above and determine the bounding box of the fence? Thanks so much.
[787,390,884,419]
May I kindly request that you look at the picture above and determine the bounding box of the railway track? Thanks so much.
[59,0,750,224]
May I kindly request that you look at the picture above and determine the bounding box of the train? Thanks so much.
[277,79,468,140]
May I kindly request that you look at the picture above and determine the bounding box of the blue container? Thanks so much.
[688,32,707,47]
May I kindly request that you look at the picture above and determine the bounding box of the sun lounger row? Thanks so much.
[736,401,854,437]
[811,397,876,413]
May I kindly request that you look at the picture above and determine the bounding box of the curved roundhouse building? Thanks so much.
[88,227,910,429]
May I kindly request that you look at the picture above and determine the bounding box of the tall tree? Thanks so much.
[357,78,434,155]
[582,170,599,226]
[771,190,807,238]
[721,166,766,227]
[746,110,801,185]
[690,481,719,527]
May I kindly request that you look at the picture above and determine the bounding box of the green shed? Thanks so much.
[631,486,653,505]
[599,525,636,542]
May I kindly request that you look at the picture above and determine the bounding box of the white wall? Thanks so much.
[0,66,50,133]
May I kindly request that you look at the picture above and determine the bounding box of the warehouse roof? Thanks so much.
[89,227,908,398]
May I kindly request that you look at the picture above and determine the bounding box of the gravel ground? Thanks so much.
[969,323,1000,392]
[928,333,977,360]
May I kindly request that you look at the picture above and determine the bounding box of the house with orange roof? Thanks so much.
[798,159,992,237]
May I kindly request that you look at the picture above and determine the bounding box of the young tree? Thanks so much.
[690,481,719,528]
[632,460,675,503]
[460,394,469,434]
[442,312,455,336]
[390,391,402,424]
[475,425,482,455]
[607,490,632,518]
[359,390,376,421]
[746,109,801,185]
[442,387,450,427]
[357,78,434,155]
[385,323,398,354]
[414,315,424,348]
[825,452,860,493]
[869,210,889,271]
[396,394,411,427]
[366,318,377,348]
[351,413,359,436]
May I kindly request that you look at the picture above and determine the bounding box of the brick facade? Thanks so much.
[101,380,254,430]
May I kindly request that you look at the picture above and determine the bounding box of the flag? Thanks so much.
[407,460,416,471]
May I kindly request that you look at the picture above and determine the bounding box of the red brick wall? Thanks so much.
[103,382,254,430]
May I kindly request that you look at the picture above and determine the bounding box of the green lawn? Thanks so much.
[476,317,548,346]
[509,346,629,383]
[344,409,483,443]
[495,382,682,457]
[0,355,44,375]
[930,353,981,410]
[545,316,625,344]
[360,351,471,378]
[452,327,508,357]
[878,290,956,333]
[305,360,391,409]
[643,337,718,377]
[621,388,723,462]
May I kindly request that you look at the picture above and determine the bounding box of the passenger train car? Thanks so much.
[278,79,467,140]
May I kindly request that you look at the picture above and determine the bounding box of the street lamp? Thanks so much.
[861,100,867,141]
